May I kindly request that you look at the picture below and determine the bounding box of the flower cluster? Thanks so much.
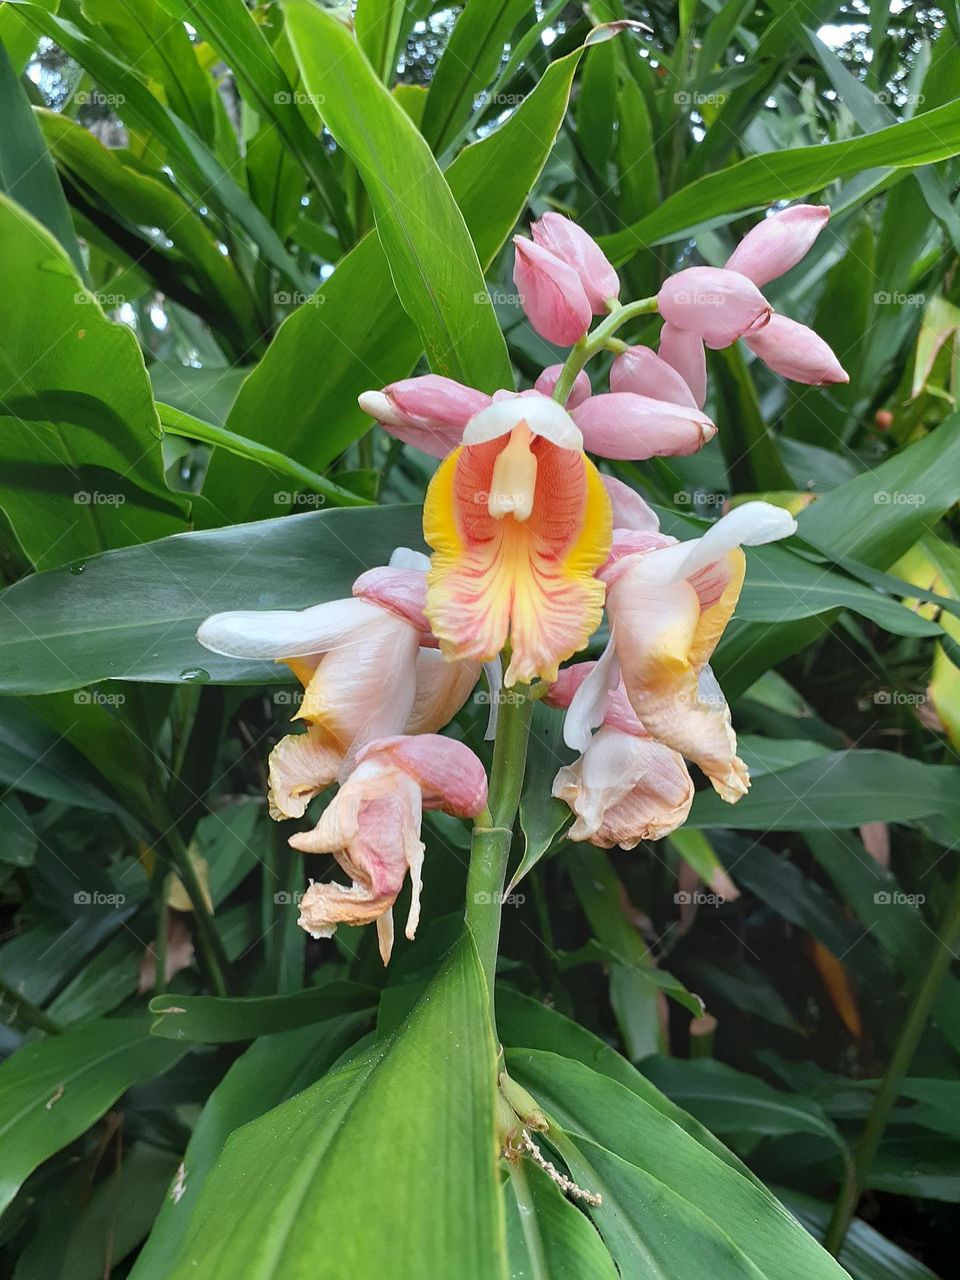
[199,206,841,960]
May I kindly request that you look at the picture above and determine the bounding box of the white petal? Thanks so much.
[463,394,582,450]
[389,546,431,571]
[562,632,620,751]
[627,501,796,586]
[197,597,381,660]
[601,475,661,532]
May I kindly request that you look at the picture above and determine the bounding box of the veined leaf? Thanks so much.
[149,981,377,1042]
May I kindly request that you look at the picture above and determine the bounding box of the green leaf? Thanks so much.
[797,415,960,569]
[0,795,35,867]
[155,0,350,240]
[0,696,125,810]
[283,0,511,392]
[780,1188,944,1280]
[0,42,81,273]
[510,701,572,893]
[131,1016,372,1280]
[509,1050,850,1280]
[164,936,507,1279]
[0,1018,185,1216]
[0,505,425,695]
[601,97,960,261]
[205,27,604,524]
[422,0,533,156]
[0,193,187,572]
[505,1160,619,1280]
[149,981,377,1043]
[640,1057,847,1153]
[689,751,960,830]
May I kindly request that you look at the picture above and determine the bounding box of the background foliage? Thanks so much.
[0,0,959,1276]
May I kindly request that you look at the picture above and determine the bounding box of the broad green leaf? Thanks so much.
[689,751,960,830]
[780,1188,944,1280]
[601,98,960,261]
[0,41,81,273]
[0,1019,185,1216]
[0,505,425,695]
[505,1160,619,1280]
[164,936,507,1280]
[355,0,405,82]
[132,1015,371,1280]
[797,415,960,569]
[421,0,533,156]
[0,696,125,810]
[496,987,758,1180]
[640,1057,847,1153]
[283,0,511,392]
[149,981,377,1042]
[205,28,606,524]
[0,194,187,570]
[508,1050,850,1280]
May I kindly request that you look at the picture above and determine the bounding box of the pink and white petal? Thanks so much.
[197,597,381,661]
[357,734,488,818]
[608,572,748,800]
[352,565,429,631]
[572,393,716,460]
[267,727,342,820]
[561,634,620,751]
[389,547,431,571]
[658,323,707,408]
[725,205,829,288]
[405,648,481,735]
[553,727,693,847]
[601,475,661,532]
[297,614,421,773]
[462,394,583,450]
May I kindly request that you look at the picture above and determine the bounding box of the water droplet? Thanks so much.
[179,667,210,684]
[69,563,86,575]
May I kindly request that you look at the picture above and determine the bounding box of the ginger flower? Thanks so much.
[422,395,612,686]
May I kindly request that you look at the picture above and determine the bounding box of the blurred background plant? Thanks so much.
[0,1,959,1277]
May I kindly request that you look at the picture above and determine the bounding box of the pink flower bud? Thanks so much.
[531,212,620,313]
[725,205,829,288]
[610,346,697,408]
[657,267,771,349]
[571,392,716,460]
[534,363,592,408]
[658,323,707,408]
[745,313,849,385]
[513,237,593,346]
[359,375,490,458]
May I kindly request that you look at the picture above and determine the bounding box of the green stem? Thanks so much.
[823,863,960,1254]
[464,686,534,1010]
[153,880,169,996]
[551,296,659,406]
[0,978,63,1036]
[162,827,239,998]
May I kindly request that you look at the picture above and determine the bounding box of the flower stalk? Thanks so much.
[550,296,659,407]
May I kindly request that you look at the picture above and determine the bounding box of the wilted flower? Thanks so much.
[292,735,487,962]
